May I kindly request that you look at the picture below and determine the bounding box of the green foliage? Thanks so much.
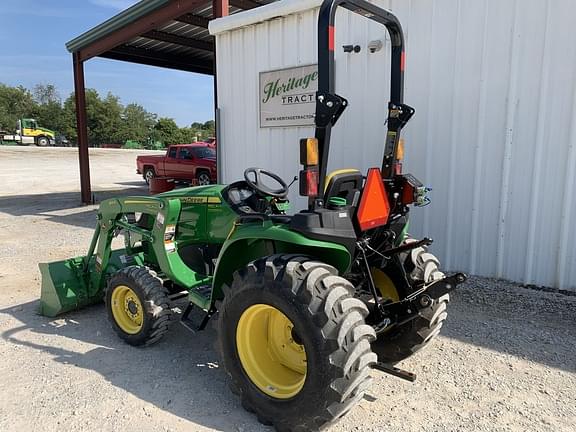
[151,117,180,146]
[120,103,157,145]
[0,84,37,131]
[0,82,213,148]
[189,120,215,141]
[123,140,143,149]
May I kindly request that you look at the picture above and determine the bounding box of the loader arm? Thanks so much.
[40,195,212,317]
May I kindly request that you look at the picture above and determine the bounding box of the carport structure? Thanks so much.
[66,0,275,204]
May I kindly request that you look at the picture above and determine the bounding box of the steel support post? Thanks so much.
[73,51,92,204]
[213,0,228,183]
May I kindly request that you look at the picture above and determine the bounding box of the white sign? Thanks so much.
[259,64,318,128]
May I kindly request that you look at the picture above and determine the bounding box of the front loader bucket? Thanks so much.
[39,256,97,317]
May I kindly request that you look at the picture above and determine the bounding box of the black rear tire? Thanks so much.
[371,240,449,364]
[217,255,376,432]
[106,266,174,346]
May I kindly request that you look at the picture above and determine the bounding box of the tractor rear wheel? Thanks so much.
[371,240,449,364]
[106,266,174,346]
[216,255,376,431]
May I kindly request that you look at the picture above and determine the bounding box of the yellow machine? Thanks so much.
[1,118,55,146]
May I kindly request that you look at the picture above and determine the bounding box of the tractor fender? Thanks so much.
[211,221,352,301]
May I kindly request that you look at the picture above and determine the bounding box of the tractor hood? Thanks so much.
[157,184,226,200]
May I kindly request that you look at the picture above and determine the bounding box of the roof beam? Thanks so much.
[142,30,214,52]
[99,45,214,75]
[229,0,262,10]
[77,0,207,62]
[174,13,210,28]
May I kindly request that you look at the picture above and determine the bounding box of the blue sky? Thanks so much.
[0,0,214,126]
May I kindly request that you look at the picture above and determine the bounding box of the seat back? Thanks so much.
[324,169,363,207]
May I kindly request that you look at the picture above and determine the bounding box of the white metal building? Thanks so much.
[209,0,576,292]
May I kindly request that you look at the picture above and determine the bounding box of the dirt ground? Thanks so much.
[0,146,575,432]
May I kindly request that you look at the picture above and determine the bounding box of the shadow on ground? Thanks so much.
[1,283,574,432]
[0,187,149,229]
[0,300,263,431]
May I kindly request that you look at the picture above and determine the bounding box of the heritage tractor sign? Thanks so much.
[259,64,318,128]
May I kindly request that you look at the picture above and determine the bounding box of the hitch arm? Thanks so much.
[371,362,416,382]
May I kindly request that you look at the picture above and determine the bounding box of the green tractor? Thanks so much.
[40,1,466,430]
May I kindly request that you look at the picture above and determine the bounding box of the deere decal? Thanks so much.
[259,64,318,128]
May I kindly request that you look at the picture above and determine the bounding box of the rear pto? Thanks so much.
[40,1,466,430]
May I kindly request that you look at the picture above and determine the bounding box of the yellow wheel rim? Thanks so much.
[110,285,144,334]
[371,268,400,302]
[236,304,307,399]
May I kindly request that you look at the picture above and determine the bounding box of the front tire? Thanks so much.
[106,266,174,346]
[217,255,376,431]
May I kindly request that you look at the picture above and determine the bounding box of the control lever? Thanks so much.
[287,176,298,189]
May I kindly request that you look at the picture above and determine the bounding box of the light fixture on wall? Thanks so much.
[343,44,361,53]
[368,39,383,53]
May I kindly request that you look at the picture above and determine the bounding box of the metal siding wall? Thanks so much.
[215,0,576,291]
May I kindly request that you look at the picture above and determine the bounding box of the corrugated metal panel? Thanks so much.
[214,0,576,291]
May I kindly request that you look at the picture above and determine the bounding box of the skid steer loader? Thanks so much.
[40,1,466,430]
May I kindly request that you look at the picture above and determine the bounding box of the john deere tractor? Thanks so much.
[40,1,466,430]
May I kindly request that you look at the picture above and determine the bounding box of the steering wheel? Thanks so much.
[244,167,289,198]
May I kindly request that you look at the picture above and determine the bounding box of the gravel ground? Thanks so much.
[0,146,575,432]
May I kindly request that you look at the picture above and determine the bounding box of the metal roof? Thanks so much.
[66,0,276,75]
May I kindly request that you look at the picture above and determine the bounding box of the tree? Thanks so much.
[152,117,181,146]
[32,84,64,134]
[203,120,215,135]
[61,89,107,145]
[1,81,215,148]
[0,84,37,131]
[96,92,124,144]
[119,103,157,145]
[61,92,78,142]
[33,84,60,105]
[187,119,215,142]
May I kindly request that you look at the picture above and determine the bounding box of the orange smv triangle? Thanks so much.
[357,168,390,231]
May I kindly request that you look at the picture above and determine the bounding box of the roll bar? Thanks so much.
[313,0,414,209]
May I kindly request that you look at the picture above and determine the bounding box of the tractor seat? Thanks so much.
[324,169,363,207]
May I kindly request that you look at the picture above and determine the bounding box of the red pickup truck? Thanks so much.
[137,143,217,185]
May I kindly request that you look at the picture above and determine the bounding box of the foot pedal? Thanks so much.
[371,362,416,382]
[180,303,214,332]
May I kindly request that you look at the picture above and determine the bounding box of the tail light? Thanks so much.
[299,168,318,197]
[300,138,319,166]
[393,138,404,175]
[299,138,319,197]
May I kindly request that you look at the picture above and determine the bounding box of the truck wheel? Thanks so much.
[371,240,449,364]
[36,136,49,147]
[143,167,155,184]
[196,170,211,186]
[106,266,174,346]
[217,255,376,431]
